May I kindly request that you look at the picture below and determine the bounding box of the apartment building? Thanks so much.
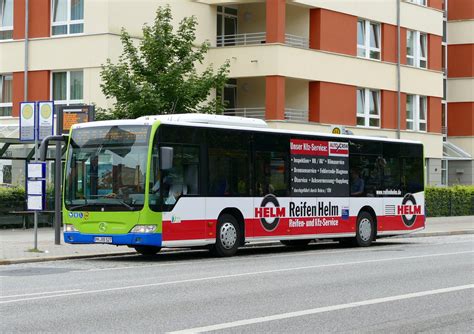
[0,0,471,186]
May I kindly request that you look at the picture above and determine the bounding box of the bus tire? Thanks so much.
[355,212,375,247]
[211,214,240,257]
[134,246,161,256]
[280,240,311,247]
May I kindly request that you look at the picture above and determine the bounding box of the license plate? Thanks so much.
[94,237,112,243]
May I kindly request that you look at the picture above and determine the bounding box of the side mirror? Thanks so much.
[160,147,174,170]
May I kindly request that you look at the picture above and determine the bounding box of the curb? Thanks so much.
[1,230,473,265]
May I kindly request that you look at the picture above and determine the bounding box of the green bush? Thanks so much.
[0,186,26,213]
[0,186,56,228]
[425,186,474,217]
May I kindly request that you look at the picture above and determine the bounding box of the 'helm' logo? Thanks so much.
[397,194,422,227]
[255,194,286,231]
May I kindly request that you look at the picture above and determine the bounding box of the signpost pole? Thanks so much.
[54,107,63,245]
[33,123,38,251]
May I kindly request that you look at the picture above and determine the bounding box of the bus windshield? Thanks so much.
[65,125,150,211]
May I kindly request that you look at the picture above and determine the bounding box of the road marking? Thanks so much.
[0,289,82,299]
[68,238,474,274]
[169,284,474,334]
[0,250,472,305]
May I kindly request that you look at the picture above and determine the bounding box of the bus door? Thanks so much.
[160,145,207,242]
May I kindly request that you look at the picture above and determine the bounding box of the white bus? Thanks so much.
[63,114,425,256]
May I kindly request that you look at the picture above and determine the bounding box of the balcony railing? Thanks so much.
[217,33,266,47]
[216,32,309,49]
[284,34,309,49]
[284,108,309,122]
[223,108,266,119]
[223,108,309,122]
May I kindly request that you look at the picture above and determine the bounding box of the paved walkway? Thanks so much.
[1,216,473,264]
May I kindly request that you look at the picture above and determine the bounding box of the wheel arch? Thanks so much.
[218,207,245,246]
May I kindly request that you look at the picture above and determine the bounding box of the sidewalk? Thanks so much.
[1,216,473,265]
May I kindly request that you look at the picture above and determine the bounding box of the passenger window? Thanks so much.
[150,144,199,210]
[207,130,250,196]
[350,155,378,197]
[254,133,289,197]
[381,143,401,194]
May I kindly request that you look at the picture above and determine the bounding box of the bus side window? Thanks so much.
[207,129,250,197]
[400,144,424,195]
[254,133,289,197]
[381,143,401,194]
[350,155,380,197]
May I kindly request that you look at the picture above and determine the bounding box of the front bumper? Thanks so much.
[64,232,162,247]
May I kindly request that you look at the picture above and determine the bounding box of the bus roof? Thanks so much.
[71,114,422,145]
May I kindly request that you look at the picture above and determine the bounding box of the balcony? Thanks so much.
[216,33,309,49]
[223,108,308,122]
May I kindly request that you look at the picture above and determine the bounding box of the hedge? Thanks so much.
[425,186,474,217]
[0,186,55,228]
[0,186,26,212]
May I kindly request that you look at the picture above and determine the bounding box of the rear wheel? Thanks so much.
[280,239,311,247]
[134,246,161,256]
[355,212,375,247]
[211,214,240,257]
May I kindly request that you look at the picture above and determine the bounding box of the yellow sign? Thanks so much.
[40,104,52,118]
[22,104,34,120]
[332,127,342,135]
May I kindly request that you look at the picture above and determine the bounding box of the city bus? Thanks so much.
[63,114,425,257]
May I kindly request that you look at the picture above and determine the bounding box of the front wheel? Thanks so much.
[355,212,375,247]
[134,246,161,256]
[210,214,240,257]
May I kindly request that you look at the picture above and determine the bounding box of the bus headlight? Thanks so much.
[130,225,157,233]
[64,224,78,232]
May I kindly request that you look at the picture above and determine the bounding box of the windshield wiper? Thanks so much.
[88,194,136,211]
[67,197,89,211]
[112,199,135,211]
[68,203,93,211]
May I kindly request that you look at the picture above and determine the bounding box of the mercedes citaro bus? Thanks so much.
[63,114,424,256]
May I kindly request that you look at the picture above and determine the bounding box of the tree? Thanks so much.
[98,6,230,120]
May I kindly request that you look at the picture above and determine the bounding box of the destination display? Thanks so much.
[290,139,349,197]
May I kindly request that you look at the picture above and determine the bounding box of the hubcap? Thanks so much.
[359,218,372,242]
[220,222,237,249]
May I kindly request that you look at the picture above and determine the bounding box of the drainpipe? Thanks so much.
[396,0,401,139]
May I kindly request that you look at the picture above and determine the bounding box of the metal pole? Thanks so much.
[396,0,401,140]
[54,108,63,245]
[24,0,38,250]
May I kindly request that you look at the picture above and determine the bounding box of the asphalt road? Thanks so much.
[1,235,473,333]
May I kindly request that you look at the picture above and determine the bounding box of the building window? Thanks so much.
[0,0,13,40]
[406,95,427,132]
[357,88,380,128]
[223,78,237,110]
[217,6,237,46]
[408,0,427,6]
[441,159,447,185]
[0,74,12,116]
[407,30,427,68]
[52,70,83,104]
[52,0,84,36]
[357,19,381,60]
